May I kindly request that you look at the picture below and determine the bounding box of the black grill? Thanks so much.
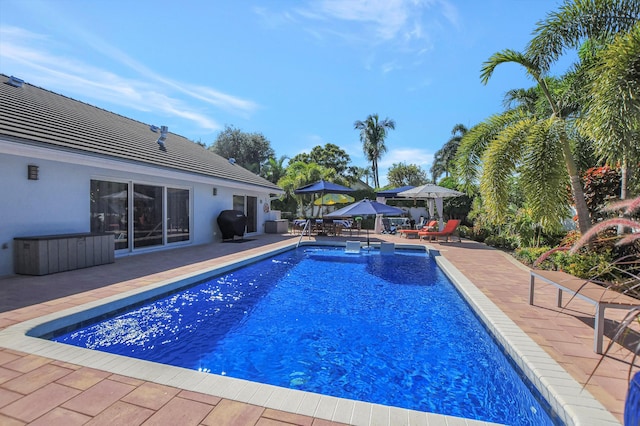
[216,210,247,240]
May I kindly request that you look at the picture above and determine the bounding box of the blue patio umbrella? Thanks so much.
[376,185,416,199]
[326,199,404,217]
[294,179,354,217]
[294,179,354,195]
[327,199,404,247]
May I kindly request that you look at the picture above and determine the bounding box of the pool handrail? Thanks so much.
[296,219,311,247]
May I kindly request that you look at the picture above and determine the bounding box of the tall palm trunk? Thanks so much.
[562,136,592,233]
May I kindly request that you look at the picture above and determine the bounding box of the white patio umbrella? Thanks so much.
[397,184,464,230]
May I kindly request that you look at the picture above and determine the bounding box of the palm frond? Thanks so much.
[481,49,540,84]
[578,22,640,165]
[528,0,640,73]
[520,118,571,230]
[480,118,533,224]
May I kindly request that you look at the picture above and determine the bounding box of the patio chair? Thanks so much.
[381,218,397,234]
[418,219,461,242]
[398,220,437,238]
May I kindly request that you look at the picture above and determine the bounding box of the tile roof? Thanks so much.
[0,74,282,192]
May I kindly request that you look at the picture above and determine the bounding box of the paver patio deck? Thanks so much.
[0,232,637,425]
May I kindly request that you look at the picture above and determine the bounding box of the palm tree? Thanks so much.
[479,48,595,233]
[431,124,467,183]
[528,0,640,200]
[465,0,640,234]
[455,82,576,231]
[578,22,640,199]
[260,155,289,184]
[347,166,373,186]
[277,161,337,216]
[354,114,396,188]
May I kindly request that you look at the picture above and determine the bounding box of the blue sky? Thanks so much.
[0,0,573,187]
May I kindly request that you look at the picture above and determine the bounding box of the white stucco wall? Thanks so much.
[0,144,277,277]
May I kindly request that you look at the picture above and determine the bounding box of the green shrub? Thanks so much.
[484,234,519,250]
[551,249,615,279]
[457,225,472,238]
[514,246,552,267]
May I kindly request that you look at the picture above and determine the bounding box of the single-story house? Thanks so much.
[0,74,284,277]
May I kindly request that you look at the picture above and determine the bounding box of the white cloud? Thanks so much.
[379,147,434,169]
[296,0,456,46]
[265,0,459,75]
[0,24,257,131]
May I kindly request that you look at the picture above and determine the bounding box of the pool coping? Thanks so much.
[0,241,621,426]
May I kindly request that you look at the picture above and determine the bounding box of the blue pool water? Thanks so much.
[51,246,557,424]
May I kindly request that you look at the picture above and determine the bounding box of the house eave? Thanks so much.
[0,136,285,195]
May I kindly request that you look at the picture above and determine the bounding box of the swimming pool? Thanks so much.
[49,246,556,425]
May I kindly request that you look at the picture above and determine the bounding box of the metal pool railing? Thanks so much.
[296,219,311,248]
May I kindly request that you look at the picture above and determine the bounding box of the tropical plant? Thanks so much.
[260,155,289,184]
[462,0,640,235]
[529,0,640,199]
[455,81,576,232]
[277,161,339,217]
[478,50,592,233]
[431,124,467,183]
[577,21,640,199]
[582,166,622,221]
[354,114,396,188]
[347,166,373,186]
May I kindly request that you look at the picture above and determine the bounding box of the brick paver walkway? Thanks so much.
[0,233,637,424]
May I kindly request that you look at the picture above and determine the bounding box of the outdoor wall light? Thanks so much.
[27,164,39,180]
[212,187,217,196]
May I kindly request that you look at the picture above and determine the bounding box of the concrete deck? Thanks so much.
[0,232,637,425]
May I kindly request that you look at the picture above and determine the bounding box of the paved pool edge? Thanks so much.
[432,248,620,426]
[0,241,620,425]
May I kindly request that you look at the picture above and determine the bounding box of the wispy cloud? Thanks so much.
[380,147,434,169]
[0,24,258,131]
[257,0,458,74]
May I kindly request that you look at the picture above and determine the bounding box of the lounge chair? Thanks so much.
[398,220,437,238]
[381,218,397,234]
[418,219,461,242]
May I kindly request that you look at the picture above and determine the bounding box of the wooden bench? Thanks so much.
[529,269,640,354]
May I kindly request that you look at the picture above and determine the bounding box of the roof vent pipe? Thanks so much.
[7,76,24,88]
[156,125,168,147]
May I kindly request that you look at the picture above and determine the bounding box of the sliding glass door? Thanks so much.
[133,184,163,248]
[167,188,189,243]
[90,180,129,250]
[91,180,190,251]
[233,195,257,233]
